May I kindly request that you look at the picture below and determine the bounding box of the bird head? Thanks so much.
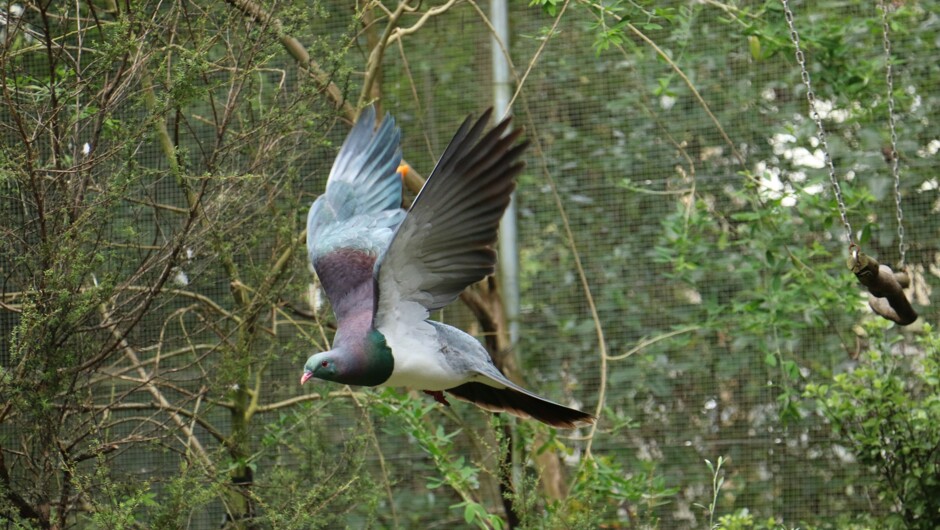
[301,352,338,385]
[300,334,393,387]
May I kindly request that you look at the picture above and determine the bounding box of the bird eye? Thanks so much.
[321,360,328,368]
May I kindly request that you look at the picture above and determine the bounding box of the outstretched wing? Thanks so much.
[307,106,406,321]
[373,109,528,329]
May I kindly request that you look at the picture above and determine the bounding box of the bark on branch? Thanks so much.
[222,0,355,120]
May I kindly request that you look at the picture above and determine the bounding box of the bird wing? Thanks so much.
[373,109,528,330]
[307,106,405,321]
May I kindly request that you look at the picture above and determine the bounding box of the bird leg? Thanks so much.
[848,250,917,326]
[423,390,451,407]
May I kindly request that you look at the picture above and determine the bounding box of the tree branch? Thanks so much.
[253,389,364,413]
[359,0,411,107]
[0,445,45,523]
[68,401,229,447]
[386,0,459,46]
[221,0,355,120]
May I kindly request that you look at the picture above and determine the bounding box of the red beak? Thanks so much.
[300,371,314,385]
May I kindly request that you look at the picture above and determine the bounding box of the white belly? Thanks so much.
[379,320,466,390]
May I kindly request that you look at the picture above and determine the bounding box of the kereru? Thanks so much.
[302,106,594,429]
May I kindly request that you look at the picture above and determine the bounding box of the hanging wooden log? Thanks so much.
[848,250,917,326]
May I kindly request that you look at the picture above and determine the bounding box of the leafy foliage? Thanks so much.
[806,324,940,529]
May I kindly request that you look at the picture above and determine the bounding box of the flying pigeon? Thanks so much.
[302,106,594,429]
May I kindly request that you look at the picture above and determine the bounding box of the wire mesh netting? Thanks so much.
[1,0,939,528]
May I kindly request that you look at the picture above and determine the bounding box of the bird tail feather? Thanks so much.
[447,382,594,429]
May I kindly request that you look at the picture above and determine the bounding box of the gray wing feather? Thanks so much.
[374,110,528,326]
[307,106,406,315]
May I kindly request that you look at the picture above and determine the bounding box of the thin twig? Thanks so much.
[580,0,749,172]
[253,389,364,413]
[221,0,355,119]
[385,0,459,46]
[349,391,400,529]
[607,326,700,361]
[97,302,214,468]
[359,0,412,106]
[508,0,570,114]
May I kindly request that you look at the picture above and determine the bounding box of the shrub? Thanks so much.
[806,324,940,529]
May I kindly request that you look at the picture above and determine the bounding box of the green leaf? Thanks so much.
[782,360,800,380]
[463,502,476,524]
[764,353,778,367]
[748,35,762,61]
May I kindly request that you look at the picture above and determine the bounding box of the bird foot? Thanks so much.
[423,390,451,407]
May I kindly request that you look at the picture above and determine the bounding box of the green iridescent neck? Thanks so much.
[360,329,394,386]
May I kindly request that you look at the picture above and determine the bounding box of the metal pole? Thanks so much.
[491,0,520,346]
[491,0,525,502]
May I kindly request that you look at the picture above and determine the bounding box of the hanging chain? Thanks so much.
[780,0,855,246]
[878,0,907,267]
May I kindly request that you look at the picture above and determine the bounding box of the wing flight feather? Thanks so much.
[374,109,528,328]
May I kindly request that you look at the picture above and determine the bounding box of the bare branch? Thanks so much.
[221,0,356,120]
[385,0,459,46]
[252,389,364,413]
